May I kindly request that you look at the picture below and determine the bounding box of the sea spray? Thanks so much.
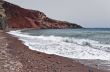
[8,29,110,60]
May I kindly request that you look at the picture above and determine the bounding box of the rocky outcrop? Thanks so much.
[0,0,7,30]
[2,1,82,29]
[0,0,6,17]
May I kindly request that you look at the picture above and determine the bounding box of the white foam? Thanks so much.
[8,30,110,60]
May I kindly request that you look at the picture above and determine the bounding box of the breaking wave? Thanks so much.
[8,30,110,60]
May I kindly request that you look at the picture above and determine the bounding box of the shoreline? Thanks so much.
[0,31,108,72]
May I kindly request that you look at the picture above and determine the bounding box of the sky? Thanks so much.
[5,0,110,28]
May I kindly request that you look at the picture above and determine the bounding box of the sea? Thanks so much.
[8,28,110,70]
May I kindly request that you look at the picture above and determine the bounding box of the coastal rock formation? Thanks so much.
[0,0,8,30]
[0,1,82,29]
[0,0,6,17]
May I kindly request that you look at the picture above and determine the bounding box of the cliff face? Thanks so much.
[2,1,82,29]
[0,0,7,30]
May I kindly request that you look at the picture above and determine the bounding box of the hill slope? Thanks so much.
[2,1,82,29]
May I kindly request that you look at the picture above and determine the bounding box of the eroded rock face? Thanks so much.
[0,0,7,30]
[2,1,82,29]
[0,0,6,17]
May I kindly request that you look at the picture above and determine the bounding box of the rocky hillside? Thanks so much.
[2,1,82,29]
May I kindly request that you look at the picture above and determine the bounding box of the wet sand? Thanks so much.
[0,31,108,72]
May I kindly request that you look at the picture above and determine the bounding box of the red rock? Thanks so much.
[3,1,82,29]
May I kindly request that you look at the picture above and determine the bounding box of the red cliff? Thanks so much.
[2,1,82,29]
